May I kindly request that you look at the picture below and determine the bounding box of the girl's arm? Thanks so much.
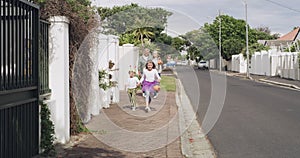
[155,69,161,82]
[139,72,145,83]
[135,77,141,86]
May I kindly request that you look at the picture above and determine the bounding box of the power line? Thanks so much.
[264,0,300,13]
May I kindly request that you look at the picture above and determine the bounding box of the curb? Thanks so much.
[222,70,300,90]
[257,79,300,90]
[174,71,216,158]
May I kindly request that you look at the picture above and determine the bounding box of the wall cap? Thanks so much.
[48,16,70,24]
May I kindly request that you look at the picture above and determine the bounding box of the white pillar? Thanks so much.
[48,16,70,144]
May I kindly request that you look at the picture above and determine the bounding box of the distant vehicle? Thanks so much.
[198,60,208,70]
[176,60,188,66]
[166,60,176,67]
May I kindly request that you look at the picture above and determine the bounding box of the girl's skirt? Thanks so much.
[142,81,158,93]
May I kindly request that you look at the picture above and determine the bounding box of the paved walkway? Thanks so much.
[55,75,184,157]
[53,69,216,158]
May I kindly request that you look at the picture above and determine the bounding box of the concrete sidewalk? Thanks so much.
[54,74,183,157]
[52,70,216,158]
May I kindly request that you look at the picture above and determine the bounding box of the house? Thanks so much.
[258,27,300,51]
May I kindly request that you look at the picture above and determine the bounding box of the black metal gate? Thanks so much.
[0,0,40,157]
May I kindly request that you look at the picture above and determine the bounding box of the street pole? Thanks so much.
[245,1,250,78]
[219,9,222,72]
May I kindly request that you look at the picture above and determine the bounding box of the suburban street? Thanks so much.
[176,65,300,158]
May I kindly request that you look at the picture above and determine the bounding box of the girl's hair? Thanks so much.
[145,60,156,69]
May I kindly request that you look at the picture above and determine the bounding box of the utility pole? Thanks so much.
[244,1,250,78]
[219,9,222,72]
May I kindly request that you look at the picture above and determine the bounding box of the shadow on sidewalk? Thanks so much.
[59,146,126,158]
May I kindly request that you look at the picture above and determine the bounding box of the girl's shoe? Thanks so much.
[132,106,136,111]
[145,106,151,112]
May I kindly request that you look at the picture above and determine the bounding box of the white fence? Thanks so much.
[229,50,299,80]
[118,44,139,91]
[231,54,246,73]
[98,34,120,108]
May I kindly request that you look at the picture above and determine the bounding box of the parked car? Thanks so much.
[198,60,208,70]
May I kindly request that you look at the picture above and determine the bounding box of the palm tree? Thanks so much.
[130,18,155,47]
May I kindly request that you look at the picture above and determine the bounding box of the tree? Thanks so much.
[242,43,270,59]
[203,14,277,60]
[222,38,245,60]
[187,45,201,60]
[131,19,155,47]
[171,37,186,51]
[183,28,218,60]
[155,33,172,45]
[98,4,172,39]
[119,32,137,45]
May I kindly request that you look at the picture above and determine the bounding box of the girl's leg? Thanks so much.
[132,89,137,108]
[127,90,132,104]
[145,90,151,111]
[127,89,133,106]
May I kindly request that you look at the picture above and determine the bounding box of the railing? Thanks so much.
[0,0,40,91]
[0,0,40,157]
[39,20,51,95]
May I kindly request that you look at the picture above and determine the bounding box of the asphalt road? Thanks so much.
[176,66,300,158]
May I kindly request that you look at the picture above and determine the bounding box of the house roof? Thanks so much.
[278,27,300,41]
[265,40,293,47]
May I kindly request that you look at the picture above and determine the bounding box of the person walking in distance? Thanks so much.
[125,70,140,111]
[140,60,161,112]
[138,48,152,97]
[151,50,162,98]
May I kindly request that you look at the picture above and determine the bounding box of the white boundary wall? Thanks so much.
[98,34,120,107]
[48,16,70,144]
[231,54,246,73]
[118,44,139,91]
[231,50,299,80]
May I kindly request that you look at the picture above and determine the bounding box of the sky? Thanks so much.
[93,0,300,37]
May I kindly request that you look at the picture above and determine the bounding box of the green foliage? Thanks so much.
[98,3,139,21]
[98,70,117,90]
[171,37,186,51]
[132,24,155,46]
[250,27,277,43]
[183,28,218,60]
[202,14,276,60]
[187,45,201,60]
[76,120,89,133]
[34,0,95,22]
[40,103,56,156]
[119,33,138,45]
[222,38,245,60]
[97,4,172,40]
[284,40,300,52]
[155,33,172,45]
[242,43,270,59]
[99,70,110,90]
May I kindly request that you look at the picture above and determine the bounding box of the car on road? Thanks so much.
[197,60,208,70]
[166,60,176,67]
